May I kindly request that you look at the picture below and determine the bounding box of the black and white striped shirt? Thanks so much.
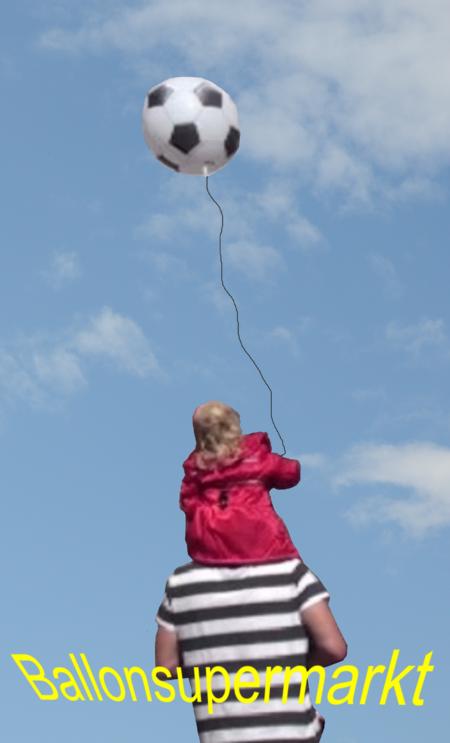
[156,558,329,742]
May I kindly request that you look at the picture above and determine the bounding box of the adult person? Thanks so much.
[155,558,347,742]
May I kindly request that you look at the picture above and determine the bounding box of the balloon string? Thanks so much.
[205,175,286,457]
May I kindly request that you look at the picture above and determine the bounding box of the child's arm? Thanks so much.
[264,452,301,490]
[179,472,199,515]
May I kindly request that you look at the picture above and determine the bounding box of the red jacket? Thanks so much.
[179,432,301,565]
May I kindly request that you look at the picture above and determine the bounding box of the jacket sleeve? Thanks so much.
[264,453,301,490]
[179,471,199,516]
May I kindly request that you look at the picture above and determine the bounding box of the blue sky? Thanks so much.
[1,1,450,741]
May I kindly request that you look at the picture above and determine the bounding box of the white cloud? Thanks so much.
[140,177,322,244]
[335,441,450,536]
[315,143,374,205]
[0,350,44,408]
[368,404,450,437]
[136,213,175,242]
[386,318,448,355]
[73,306,161,378]
[135,176,322,297]
[300,452,327,470]
[0,339,85,410]
[268,326,300,358]
[286,217,322,250]
[249,179,324,250]
[226,240,283,281]
[143,250,194,283]
[253,179,296,220]
[33,347,86,393]
[200,280,231,314]
[352,386,386,402]
[38,0,450,203]
[0,307,162,410]
[369,253,403,298]
[43,250,81,288]
[384,176,444,203]
[136,179,219,243]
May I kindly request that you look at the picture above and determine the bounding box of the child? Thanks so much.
[180,400,302,565]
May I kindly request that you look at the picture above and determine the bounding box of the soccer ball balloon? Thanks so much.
[142,76,240,176]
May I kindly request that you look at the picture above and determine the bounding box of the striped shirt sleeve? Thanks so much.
[294,562,330,615]
[155,580,177,632]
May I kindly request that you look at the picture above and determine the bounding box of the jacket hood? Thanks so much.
[182,431,272,475]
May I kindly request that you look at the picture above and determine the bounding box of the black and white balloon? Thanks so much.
[142,76,240,176]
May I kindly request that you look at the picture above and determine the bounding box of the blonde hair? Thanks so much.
[192,400,243,470]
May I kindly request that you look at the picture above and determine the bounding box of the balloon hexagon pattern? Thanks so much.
[142,77,240,176]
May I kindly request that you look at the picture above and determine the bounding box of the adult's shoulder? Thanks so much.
[172,561,197,577]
